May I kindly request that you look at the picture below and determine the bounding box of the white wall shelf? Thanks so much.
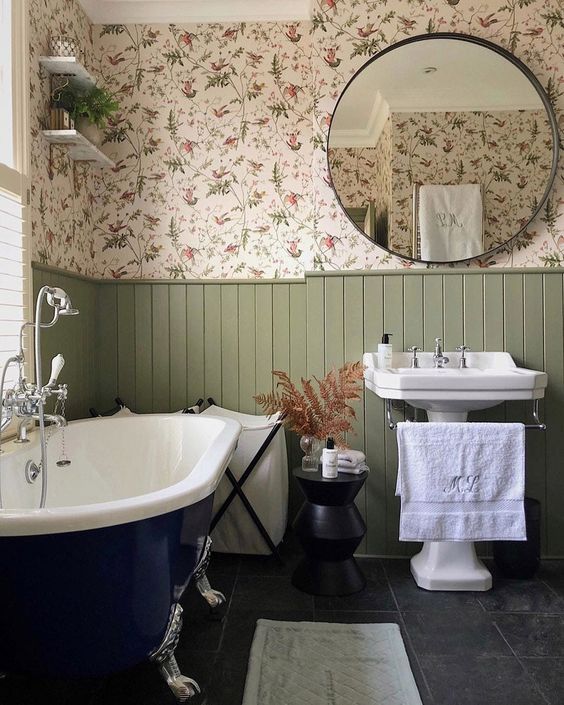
[39,56,96,90]
[41,130,115,167]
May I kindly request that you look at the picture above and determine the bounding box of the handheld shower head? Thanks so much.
[60,302,80,316]
[46,288,79,316]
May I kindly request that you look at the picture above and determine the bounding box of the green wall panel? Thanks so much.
[32,265,564,557]
[169,285,188,411]
[238,285,256,414]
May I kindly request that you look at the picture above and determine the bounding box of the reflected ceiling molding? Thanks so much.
[330,92,390,148]
[77,0,313,24]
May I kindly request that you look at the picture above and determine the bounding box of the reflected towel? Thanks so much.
[396,422,526,541]
[419,184,483,261]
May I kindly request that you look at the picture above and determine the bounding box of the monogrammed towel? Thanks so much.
[396,422,526,541]
[419,184,483,262]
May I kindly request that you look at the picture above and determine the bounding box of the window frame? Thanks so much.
[0,0,31,425]
[0,0,29,195]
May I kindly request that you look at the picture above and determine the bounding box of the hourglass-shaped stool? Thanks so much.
[291,467,368,596]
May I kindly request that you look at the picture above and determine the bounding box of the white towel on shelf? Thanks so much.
[396,422,526,542]
[419,184,483,261]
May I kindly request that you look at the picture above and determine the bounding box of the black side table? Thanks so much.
[291,467,368,596]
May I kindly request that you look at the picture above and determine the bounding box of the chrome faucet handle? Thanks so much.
[456,345,471,368]
[407,346,421,368]
[433,337,449,368]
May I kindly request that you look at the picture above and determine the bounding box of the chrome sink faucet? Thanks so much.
[456,344,471,368]
[408,346,421,368]
[433,338,450,368]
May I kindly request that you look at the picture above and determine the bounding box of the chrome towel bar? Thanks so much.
[385,398,546,431]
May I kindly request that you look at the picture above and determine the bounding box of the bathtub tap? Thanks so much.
[15,414,67,444]
[14,418,34,443]
[0,286,79,508]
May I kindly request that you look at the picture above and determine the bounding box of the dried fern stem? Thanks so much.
[254,361,364,447]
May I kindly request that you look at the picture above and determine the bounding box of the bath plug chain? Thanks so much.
[56,396,71,467]
[46,397,71,467]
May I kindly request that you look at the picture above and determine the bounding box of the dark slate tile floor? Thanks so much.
[1,538,564,705]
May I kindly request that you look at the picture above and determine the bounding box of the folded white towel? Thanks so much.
[338,450,366,468]
[419,184,483,261]
[339,462,370,476]
[396,422,526,542]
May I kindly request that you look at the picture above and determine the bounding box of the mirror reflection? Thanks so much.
[328,36,555,263]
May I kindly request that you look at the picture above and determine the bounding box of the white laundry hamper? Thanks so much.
[201,404,288,555]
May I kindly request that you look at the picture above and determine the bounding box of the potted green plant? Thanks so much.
[59,85,119,147]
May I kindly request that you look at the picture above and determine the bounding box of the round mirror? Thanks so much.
[328,34,559,264]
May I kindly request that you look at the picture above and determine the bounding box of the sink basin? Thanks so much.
[363,351,547,413]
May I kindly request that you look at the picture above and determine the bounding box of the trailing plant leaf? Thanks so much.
[60,85,119,128]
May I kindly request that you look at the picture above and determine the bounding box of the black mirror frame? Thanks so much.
[327,32,561,265]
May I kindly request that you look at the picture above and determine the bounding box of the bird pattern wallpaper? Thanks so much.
[30,0,563,278]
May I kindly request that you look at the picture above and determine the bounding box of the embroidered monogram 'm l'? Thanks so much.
[436,212,465,228]
[443,475,480,494]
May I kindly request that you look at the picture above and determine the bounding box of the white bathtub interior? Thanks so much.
[0,414,241,535]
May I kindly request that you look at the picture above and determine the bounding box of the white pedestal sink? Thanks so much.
[363,350,547,591]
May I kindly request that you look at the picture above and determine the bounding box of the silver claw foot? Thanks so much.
[196,574,226,608]
[193,536,225,609]
[150,604,201,702]
[159,654,200,702]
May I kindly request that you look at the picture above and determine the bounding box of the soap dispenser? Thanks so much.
[378,333,393,369]
[322,437,338,479]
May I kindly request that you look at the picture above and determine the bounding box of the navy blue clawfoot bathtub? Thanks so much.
[0,414,241,700]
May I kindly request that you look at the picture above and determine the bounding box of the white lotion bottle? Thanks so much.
[322,437,338,479]
[378,333,393,369]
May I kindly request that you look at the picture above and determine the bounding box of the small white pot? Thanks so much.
[76,118,103,147]
[49,35,79,57]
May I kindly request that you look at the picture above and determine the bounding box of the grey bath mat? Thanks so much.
[242,620,423,705]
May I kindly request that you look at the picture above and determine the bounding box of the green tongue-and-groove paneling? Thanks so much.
[32,264,564,557]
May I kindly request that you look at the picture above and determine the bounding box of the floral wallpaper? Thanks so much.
[29,0,98,275]
[329,118,392,243]
[91,23,315,278]
[30,0,563,277]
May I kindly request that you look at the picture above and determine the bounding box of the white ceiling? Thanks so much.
[78,0,313,23]
[331,39,543,146]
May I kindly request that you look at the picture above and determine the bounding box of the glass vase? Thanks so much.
[300,435,323,472]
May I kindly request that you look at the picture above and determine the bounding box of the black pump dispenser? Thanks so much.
[326,437,335,449]
[381,333,392,344]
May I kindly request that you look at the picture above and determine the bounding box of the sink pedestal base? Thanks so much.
[411,541,492,591]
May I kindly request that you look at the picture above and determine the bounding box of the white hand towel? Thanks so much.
[339,462,370,476]
[338,450,366,468]
[419,184,483,261]
[396,422,525,542]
